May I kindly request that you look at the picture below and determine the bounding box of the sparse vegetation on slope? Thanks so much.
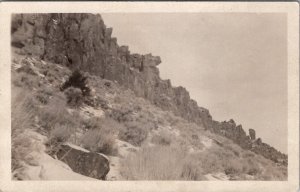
[121,145,205,180]
[11,52,288,180]
[12,87,37,173]
[10,13,287,181]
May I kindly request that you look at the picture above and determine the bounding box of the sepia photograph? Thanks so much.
[0,2,299,192]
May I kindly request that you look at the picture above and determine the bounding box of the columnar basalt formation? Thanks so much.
[11,13,287,165]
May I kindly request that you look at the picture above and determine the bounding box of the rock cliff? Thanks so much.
[11,13,287,165]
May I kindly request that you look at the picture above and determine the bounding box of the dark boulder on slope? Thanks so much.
[55,144,110,180]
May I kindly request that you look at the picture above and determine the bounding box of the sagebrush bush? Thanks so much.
[121,145,205,180]
[64,87,83,107]
[244,157,261,176]
[82,117,123,132]
[34,86,54,105]
[12,88,37,132]
[11,87,39,172]
[49,124,75,143]
[81,127,117,155]
[181,158,205,180]
[81,117,120,155]
[223,159,243,175]
[109,106,134,122]
[16,59,37,75]
[261,164,287,180]
[119,121,149,146]
[12,73,40,89]
[38,93,79,131]
[223,141,241,157]
[242,151,256,158]
[151,130,172,146]
[196,150,224,174]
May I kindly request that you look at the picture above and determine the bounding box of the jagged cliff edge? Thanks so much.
[11,13,287,165]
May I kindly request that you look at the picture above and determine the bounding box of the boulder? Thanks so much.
[55,144,110,180]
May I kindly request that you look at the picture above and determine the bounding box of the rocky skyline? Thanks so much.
[101,13,287,153]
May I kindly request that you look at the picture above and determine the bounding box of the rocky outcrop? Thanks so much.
[211,120,287,166]
[11,13,287,165]
[55,144,110,180]
[11,13,211,128]
[249,129,256,140]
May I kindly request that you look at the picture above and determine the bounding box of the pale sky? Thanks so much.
[101,13,287,153]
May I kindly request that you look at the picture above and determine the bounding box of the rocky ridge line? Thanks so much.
[11,13,287,165]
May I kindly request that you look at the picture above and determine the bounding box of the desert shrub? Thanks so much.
[121,145,205,180]
[242,151,256,158]
[157,116,166,126]
[12,131,45,174]
[12,73,40,89]
[192,134,199,140]
[164,112,181,126]
[151,130,172,146]
[181,159,205,180]
[16,59,37,75]
[82,117,123,131]
[38,94,79,131]
[60,70,90,96]
[81,117,120,155]
[247,166,261,176]
[11,87,40,172]
[34,86,54,105]
[244,158,262,176]
[85,95,109,109]
[109,106,134,122]
[82,117,102,130]
[223,159,243,176]
[118,121,149,146]
[64,87,83,107]
[12,88,37,132]
[35,92,49,105]
[261,164,287,180]
[81,126,117,155]
[197,151,223,174]
[113,95,122,103]
[46,124,77,156]
[223,142,241,157]
[195,146,240,175]
[49,124,75,143]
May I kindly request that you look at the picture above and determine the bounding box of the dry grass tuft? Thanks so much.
[38,93,79,131]
[121,145,205,180]
[118,121,149,146]
[81,117,120,155]
[11,87,39,172]
[151,130,172,146]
